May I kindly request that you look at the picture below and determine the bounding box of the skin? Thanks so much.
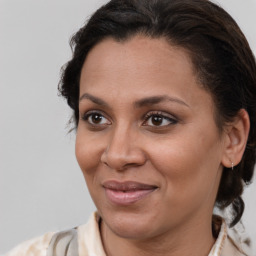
[75,36,249,256]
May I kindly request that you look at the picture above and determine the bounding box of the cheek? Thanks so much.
[75,131,102,178]
[148,130,222,202]
[75,132,105,203]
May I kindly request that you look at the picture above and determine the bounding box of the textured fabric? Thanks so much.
[47,229,78,256]
[5,212,249,256]
[208,218,248,256]
[5,231,54,256]
[78,212,106,256]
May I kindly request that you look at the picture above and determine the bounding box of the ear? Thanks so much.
[221,109,250,168]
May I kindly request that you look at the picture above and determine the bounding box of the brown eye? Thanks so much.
[143,112,178,127]
[82,111,111,126]
[151,115,164,126]
[91,113,103,124]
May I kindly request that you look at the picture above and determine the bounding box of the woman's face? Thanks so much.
[76,36,226,240]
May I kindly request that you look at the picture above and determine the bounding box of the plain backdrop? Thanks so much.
[0,0,256,254]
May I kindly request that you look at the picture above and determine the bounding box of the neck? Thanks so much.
[100,215,215,256]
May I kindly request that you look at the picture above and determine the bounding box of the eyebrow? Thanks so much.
[134,95,190,108]
[79,93,189,108]
[79,93,109,107]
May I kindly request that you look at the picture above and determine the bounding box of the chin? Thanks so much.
[100,209,162,240]
[108,220,154,240]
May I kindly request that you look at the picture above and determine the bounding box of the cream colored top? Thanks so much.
[5,212,249,256]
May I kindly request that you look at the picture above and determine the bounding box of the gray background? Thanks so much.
[0,0,256,254]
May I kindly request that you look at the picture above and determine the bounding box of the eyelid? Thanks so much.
[142,111,178,126]
[81,110,111,125]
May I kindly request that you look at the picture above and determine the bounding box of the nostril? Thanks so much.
[100,140,147,171]
[103,161,109,167]
[123,162,142,169]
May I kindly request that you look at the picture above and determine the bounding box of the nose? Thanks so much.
[100,125,147,171]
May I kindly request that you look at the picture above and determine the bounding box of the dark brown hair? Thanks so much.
[59,0,256,227]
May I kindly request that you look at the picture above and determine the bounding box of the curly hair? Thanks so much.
[59,0,256,227]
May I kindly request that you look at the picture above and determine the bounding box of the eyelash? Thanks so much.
[81,110,111,127]
[143,111,178,127]
[81,110,178,128]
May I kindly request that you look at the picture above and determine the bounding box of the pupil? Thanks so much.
[152,115,163,126]
[92,114,102,123]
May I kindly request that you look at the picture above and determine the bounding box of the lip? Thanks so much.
[102,180,158,205]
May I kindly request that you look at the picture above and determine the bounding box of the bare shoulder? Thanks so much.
[5,232,55,256]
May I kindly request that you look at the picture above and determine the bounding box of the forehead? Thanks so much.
[80,36,210,104]
[80,35,198,94]
[82,35,194,79]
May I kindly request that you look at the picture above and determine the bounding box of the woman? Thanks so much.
[6,0,256,255]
